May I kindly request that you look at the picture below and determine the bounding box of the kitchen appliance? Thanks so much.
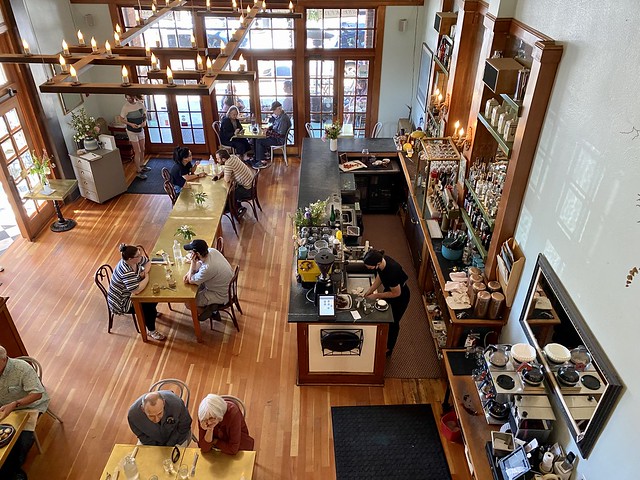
[314,248,336,306]
[508,395,555,443]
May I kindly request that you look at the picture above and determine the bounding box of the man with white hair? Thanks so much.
[197,394,254,455]
[127,390,192,446]
[0,345,50,480]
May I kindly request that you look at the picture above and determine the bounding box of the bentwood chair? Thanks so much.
[163,180,178,206]
[212,121,234,154]
[223,181,239,236]
[371,121,383,138]
[215,236,224,255]
[210,265,242,332]
[221,395,247,419]
[95,264,140,333]
[161,167,171,183]
[237,169,263,220]
[17,356,63,453]
[305,122,314,138]
[149,378,191,408]
[270,126,292,166]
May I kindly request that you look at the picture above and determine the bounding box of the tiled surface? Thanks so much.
[0,182,20,256]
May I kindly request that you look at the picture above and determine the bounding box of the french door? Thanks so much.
[307,57,372,138]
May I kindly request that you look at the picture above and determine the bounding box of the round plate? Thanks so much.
[375,303,389,312]
[544,343,571,364]
[511,343,536,363]
[0,424,16,448]
[581,374,601,390]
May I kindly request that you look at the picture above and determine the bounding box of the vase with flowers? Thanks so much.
[28,150,56,194]
[175,224,196,242]
[323,121,342,151]
[69,107,101,151]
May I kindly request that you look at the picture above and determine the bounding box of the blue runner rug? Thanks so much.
[331,404,452,480]
[127,158,175,194]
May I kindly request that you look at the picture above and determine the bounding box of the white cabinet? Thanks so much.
[69,148,127,203]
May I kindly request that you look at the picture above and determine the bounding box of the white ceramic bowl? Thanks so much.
[377,299,387,308]
[511,343,536,363]
[544,343,571,363]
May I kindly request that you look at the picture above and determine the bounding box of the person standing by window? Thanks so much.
[119,94,149,180]
[363,249,410,357]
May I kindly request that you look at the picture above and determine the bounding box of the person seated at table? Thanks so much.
[182,239,234,322]
[213,148,255,216]
[219,106,252,161]
[170,146,207,193]
[107,244,165,341]
[0,345,50,480]
[127,391,192,447]
[197,394,254,455]
[254,101,291,169]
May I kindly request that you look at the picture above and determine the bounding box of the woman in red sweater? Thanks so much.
[197,394,254,455]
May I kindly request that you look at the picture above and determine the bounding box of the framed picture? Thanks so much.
[50,65,84,115]
[416,43,433,112]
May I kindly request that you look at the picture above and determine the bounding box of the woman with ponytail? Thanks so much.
[169,146,206,193]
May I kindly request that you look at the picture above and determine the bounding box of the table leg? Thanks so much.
[50,199,77,232]
[133,300,148,342]
[189,299,203,343]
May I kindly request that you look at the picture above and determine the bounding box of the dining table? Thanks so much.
[100,444,256,479]
[132,163,229,343]
[0,410,29,468]
[24,179,79,232]
[231,124,268,140]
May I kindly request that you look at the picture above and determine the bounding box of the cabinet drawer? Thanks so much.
[79,176,96,192]
[71,156,91,171]
[79,184,99,203]
[77,169,96,185]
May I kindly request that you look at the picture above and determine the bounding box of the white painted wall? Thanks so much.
[496,0,640,476]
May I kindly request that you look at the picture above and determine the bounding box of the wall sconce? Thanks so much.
[399,19,408,32]
[454,126,472,151]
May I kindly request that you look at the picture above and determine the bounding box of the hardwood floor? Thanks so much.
[1,156,470,479]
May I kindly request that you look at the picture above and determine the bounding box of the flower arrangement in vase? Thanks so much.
[69,108,101,151]
[323,122,342,151]
[293,199,327,227]
[175,224,196,242]
[28,150,56,194]
[192,191,207,206]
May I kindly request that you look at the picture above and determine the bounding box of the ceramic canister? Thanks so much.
[487,281,502,293]
[469,281,487,306]
[474,290,492,318]
[488,292,505,319]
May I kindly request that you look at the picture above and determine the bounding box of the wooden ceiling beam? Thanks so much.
[147,69,256,81]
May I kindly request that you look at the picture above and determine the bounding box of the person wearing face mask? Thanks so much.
[197,394,254,455]
[127,391,192,446]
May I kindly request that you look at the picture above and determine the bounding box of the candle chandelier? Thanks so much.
[0,0,301,96]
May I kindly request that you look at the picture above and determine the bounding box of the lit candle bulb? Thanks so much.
[191,34,196,48]
[247,5,250,14]
[114,32,121,47]
[206,57,213,75]
[166,66,174,85]
[135,10,141,25]
[62,40,70,56]
[69,65,78,83]
[105,40,112,57]
[77,30,85,46]
[122,66,130,85]
[21,39,30,56]
[437,93,443,104]
[289,1,293,11]
[90,37,98,53]
[458,128,464,139]
[454,120,460,131]
[145,44,151,57]
[232,0,237,10]
[206,0,210,10]
[239,13,244,24]
[262,0,266,10]
[166,0,169,5]
[150,52,158,70]
[254,0,258,4]
[238,54,246,71]
[151,3,157,14]
[115,24,122,35]
[196,54,203,71]
[59,55,68,73]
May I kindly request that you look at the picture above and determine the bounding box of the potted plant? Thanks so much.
[192,191,207,206]
[323,122,342,152]
[28,150,56,194]
[175,224,196,242]
[293,199,327,227]
[69,107,101,151]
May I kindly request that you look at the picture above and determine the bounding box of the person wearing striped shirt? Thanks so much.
[107,244,165,341]
[214,149,256,216]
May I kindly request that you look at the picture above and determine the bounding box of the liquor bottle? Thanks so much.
[329,205,336,226]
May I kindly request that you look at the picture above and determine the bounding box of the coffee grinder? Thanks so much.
[314,248,335,305]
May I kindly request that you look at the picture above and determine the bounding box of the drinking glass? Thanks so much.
[177,466,189,480]
[162,458,175,475]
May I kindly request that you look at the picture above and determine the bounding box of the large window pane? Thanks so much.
[306,8,375,49]
[258,60,294,142]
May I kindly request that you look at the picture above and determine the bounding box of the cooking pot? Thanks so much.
[517,362,544,386]
[485,399,509,420]
[484,345,510,368]
[557,365,579,387]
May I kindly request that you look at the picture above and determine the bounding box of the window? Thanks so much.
[306,9,375,49]
[242,14,294,49]
[0,65,7,86]
[204,16,240,48]
[214,80,253,120]
[122,8,194,48]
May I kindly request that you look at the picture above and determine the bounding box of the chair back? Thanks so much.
[215,236,224,255]
[212,121,223,143]
[95,264,112,303]
[163,180,178,205]
[371,121,383,138]
[250,168,260,199]
[228,265,240,308]
[221,395,246,419]
[149,378,191,408]
[161,167,171,183]
[17,356,44,382]
[305,122,314,138]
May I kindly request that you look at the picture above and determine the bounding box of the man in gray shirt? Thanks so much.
[183,239,234,321]
[127,391,192,446]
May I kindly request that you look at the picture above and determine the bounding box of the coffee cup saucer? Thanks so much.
[375,303,389,312]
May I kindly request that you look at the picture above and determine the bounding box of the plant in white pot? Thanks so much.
[28,150,56,194]
[323,121,342,152]
[69,107,101,151]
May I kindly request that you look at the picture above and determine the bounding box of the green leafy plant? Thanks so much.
[175,224,196,242]
[27,150,55,185]
[323,121,342,140]
[69,107,100,142]
[293,199,327,227]
[192,191,207,205]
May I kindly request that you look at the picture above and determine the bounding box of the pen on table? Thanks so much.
[191,451,199,476]
[131,445,139,458]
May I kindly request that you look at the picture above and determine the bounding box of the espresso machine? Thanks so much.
[314,248,335,305]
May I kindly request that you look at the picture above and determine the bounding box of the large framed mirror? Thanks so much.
[519,254,623,458]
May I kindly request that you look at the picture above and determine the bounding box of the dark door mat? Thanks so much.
[127,158,175,194]
[331,404,452,480]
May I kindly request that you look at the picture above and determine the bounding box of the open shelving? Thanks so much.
[465,179,495,230]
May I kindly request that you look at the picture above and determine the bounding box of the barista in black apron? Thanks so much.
[363,249,410,356]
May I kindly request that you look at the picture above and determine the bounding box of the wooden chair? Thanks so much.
[149,378,191,408]
[215,236,224,255]
[161,167,171,183]
[163,180,178,206]
[17,356,63,453]
[371,121,383,138]
[237,169,263,220]
[210,265,242,332]
[223,181,239,236]
[212,121,234,154]
[270,126,292,166]
[305,122,314,138]
[94,264,140,333]
[221,394,247,419]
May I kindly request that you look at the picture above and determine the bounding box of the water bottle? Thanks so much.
[122,455,140,480]
[173,240,182,266]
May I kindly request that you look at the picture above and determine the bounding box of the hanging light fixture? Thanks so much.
[121,66,130,86]
[77,30,86,46]
[69,65,79,84]
[21,39,31,56]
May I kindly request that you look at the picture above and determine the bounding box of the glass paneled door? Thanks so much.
[307,58,371,138]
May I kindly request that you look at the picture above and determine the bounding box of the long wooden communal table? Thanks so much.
[132,171,228,343]
[100,444,256,479]
[0,410,29,468]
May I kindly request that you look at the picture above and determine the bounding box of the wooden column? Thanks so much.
[0,298,28,357]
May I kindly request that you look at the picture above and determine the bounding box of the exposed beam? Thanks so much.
[39,82,211,96]
[147,69,256,81]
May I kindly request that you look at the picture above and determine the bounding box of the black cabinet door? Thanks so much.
[405,195,425,271]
